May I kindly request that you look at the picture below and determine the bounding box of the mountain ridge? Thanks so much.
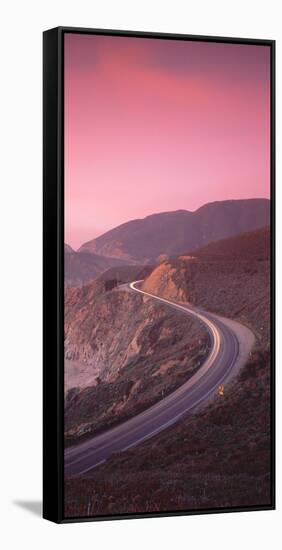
[78,198,270,262]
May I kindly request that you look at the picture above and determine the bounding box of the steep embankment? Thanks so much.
[65,227,271,517]
[64,280,209,444]
[142,227,270,349]
[65,342,271,515]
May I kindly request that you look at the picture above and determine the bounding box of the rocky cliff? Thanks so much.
[64,281,209,443]
[65,227,272,517]
[142,227,270,349]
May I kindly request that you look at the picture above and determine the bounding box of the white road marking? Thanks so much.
[65,280,229,472]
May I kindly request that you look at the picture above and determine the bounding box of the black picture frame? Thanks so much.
[43,26,275,523]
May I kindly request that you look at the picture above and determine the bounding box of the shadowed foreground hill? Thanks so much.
[78,199,270,262]
[192,226,270,261]
[65,225,272,517]
[65,343,271,516]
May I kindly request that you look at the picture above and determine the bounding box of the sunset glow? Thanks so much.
[64,33,270,249]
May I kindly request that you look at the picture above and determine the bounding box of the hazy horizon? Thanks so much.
[65,34,270,249]
[65,196,270,250]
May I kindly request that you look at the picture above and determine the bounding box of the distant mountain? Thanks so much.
[65,243,74,253]
[78,199,270,262]
[64,248,129,287]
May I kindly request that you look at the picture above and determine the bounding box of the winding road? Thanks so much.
[64,280,254,476]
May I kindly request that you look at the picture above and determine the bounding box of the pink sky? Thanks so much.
[64,33,270,250]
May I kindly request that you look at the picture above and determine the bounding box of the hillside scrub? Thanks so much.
[65,348,271,517]
[65,283,209,445]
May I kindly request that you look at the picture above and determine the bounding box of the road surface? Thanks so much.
[65,280,254,476]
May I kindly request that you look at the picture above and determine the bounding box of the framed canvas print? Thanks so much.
[43,26,275,523]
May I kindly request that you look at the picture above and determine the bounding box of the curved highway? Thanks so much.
[65,280,251,476]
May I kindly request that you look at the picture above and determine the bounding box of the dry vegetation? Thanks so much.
[65,282,209,445]
[143,228,270,349]
[65,347,271,517]
[64,227,272,518]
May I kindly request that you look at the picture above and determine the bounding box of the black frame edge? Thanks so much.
[46,25,274,46]
[270,39,276,511]
[43,26,64,523]
[43,26,275,524]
